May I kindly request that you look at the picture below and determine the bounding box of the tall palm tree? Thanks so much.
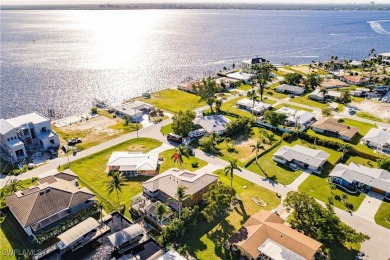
[105,171,125,212]
[224,159,242,189]
[156,202,168,227]
[250,140,264,167]
[7,179,23,194]
[173,185,190,219]
[247,90,259,116]
[338,144,352,161]
[172,146,189,169]
[97,201,104,223]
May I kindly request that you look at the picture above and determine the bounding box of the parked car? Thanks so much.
[289,163,299,171]
[68,138,82,146]
[348,108,356,115]
[290,94,295,98]
[167,133,183,143]
[188,129,206,138]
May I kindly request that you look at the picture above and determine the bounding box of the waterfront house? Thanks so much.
[177,80,198,93]
[226,72,253,83]
[272,145,330,174]
[113,101,155,122]
[5,171,96,237]
[275,107,316,131]
[274,84,305,96]
[142,168,218,208]
[241,57,270,74]
[108,223,147,252]
[226,210,322,260]
[193,115,230,135]
[311,117,359,141]
[107,152,159,177]
[320,78,349,89]
[236,98,271,115]
[308,88,341,101]
[329,163,390,198]
[362,128,390,151]
[0,112,59,161]
[378,52,390,64]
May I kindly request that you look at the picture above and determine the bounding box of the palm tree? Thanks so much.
[97,201,104,223]
[341,91,351,104]
[319,87,328,101]
[172,146,189,169]
[105,171,125,212]
[156,202,168,227]
[247,90,259,116]
[338,144,352,161]
[250,140,264,167]
[173,185,190,219]
[7,179,23,194]
[215,98,222,113]
[224,159,242,189]
[260,129,272,145]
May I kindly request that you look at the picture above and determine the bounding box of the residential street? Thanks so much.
[1,93,390,259]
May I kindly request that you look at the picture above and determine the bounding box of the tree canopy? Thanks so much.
[202,182,235,222]
[283,192,369,246]
[283,72,303,85]
[377,157,390,171]
[195,77,221,112]
[263,110,287,128]
[171,110,196,137]
[305,73,324,90]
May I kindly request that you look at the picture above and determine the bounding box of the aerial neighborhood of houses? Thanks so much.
[1,51,390,260]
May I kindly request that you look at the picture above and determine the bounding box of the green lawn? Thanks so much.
[180,171,281,260]
[160,123,173,136]
[237,84,252,91]
[65,138,162,218]
[273,103,313,112]
[290,95,329,109]
[356,111,390,123]
[136,89,206,114]
[344,154,378,168]
[374,200,390,229]
[158,149,208,173]
[219,96,256,118]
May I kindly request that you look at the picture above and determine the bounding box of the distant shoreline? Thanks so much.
[2,3,390,11]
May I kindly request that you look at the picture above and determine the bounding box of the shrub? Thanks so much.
[91,106,98,114]
[191,161,199,168]
[334,194,341,201]
[119,203,126,213]
[328,196,334,205]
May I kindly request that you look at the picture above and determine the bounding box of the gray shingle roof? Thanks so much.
[273,145,330,168]
[330,163,390,192]
[193,115,230,134]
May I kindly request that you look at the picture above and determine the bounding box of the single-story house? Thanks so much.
[362,128,390,150]
[272,145,330,174]
[350,60,362,67]
[320,78,349,89]
[5,170,96,237]
[236,98,271,115]
[365,92,382,99]
[308,88,341,101]
[378,52,390,64]
[226,72,254,83]
[375,86,389,93]
[177,80,197,93]
[113,101,155,121]
[330,163,390,197]
[274,84,305,96]
[107,152,159,176]
[226,210,322,260]
[193,115,231,135]
[158,249,186,260]
[342,75,367,86]
[311,117,359,141]
[275,107,317,130]
[215,77,239,88]
[241,57,270,74]
[142,168,218,208]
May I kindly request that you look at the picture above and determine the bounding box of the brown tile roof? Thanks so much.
[228,210,322,260]
[142,168,218,199]
[54,169,78,182]
[312,117,359,139]
[5,176,94,228]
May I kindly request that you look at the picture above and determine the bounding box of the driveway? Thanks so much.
[354,191,384,222]
[286,169,312,191]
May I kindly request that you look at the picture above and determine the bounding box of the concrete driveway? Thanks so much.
[354,191,384,222]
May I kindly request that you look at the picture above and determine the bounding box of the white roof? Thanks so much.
[273,145,330,168]
[226,72,253,81]
[193,115,230,134]
[6,112,49,128]
[237,98,271,112]
[107,152,159,171]
[309,89,341,98]
[259,238,305,260]
[330,163,390,192]
[0,118,15,135]
[113,101,154,116]
[275,84,305,94]
[350,60,362,66]
[57,217,99,249]
[108,224,144,247]
[362,128,390,146]
[7,139,25,148]
[275,107,316,125]
[158,249,186,260]
[142,168,218,199]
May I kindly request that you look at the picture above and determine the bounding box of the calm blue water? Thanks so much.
[1,9,389,118]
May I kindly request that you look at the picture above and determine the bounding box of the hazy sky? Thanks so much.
[2,0,389,5]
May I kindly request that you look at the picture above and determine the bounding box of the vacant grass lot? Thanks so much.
[65,138,162,218]
[273,103,313,112]
[181,171,280,260]
[158,149,207,173]
[137,89,206,114]
[356,111,390,123]
[290,95,329,109]
[374,200,390,229]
